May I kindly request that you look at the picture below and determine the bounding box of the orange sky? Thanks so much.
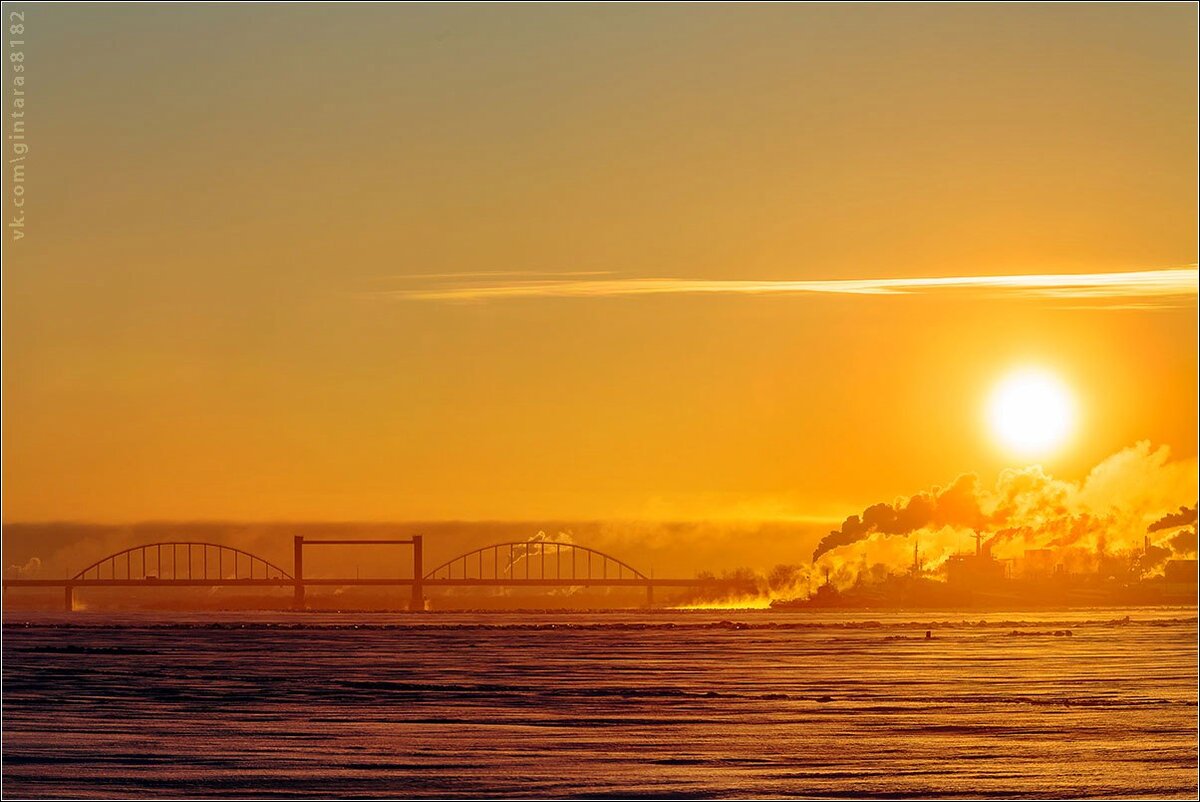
[3,4,1197,523]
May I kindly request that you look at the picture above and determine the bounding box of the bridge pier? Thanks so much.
[64,584,74,612]
[293,535,305,610]
[410,535,423,611]
[646,584,654,608]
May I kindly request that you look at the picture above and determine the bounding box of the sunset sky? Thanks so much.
[3,3,1197,523]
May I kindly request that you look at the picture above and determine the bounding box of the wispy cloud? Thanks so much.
[370,270,614,282]
[379,267,1198,306]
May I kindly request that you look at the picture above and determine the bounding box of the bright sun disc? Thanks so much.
[987,368,1076,457]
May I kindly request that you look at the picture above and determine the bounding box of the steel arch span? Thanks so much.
[71,542,293,581]
[425,541,649,582]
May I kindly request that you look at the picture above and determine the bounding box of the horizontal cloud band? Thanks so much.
[384,267,1198,304]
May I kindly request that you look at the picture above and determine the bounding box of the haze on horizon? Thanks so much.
[2,3,1197,525]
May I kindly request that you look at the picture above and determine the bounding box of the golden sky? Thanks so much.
[3,4,1197,523]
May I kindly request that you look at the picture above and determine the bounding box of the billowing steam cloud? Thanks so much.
[811,442,1198,587]
[1148,504,1198,533]
[4,556,41,579]
[1169,528,1198,558]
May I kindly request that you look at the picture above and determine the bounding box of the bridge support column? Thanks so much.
[64,584,74,612]
[410,535,424,611]
[293,535,305,610]
[646,584,654,608]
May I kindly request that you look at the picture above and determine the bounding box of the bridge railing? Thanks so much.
[424,541,649,582]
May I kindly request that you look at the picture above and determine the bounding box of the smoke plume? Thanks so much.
[1148,504,1198,533]
[5,556,42,579]
[812,474,986,561]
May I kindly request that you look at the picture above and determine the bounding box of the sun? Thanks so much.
[987,368,1076,458]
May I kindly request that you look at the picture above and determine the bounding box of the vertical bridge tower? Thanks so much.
[292,535,424,610]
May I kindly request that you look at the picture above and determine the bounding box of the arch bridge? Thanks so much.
[425,541,647,582]
[4,537,753,611]
[72,542,293,582]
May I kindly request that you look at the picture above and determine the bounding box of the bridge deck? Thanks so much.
[3,578,733,589]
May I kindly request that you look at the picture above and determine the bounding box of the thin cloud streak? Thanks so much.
[383,267,1199,304]
[372,270,614,282]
